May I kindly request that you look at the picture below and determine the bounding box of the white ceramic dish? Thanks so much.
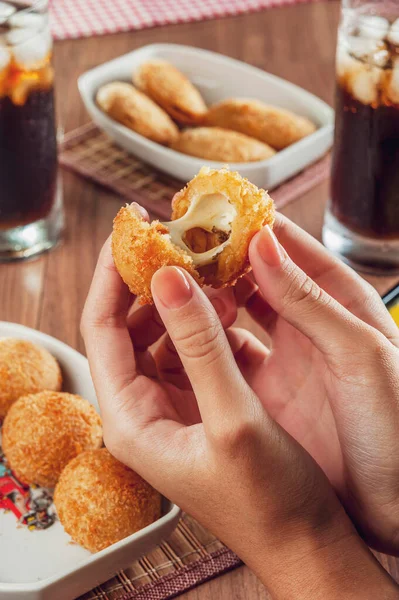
[78,43,334,190]
[0,322,181,600]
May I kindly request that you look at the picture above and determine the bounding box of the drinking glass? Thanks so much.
[323,0,399,274]
[0,0,63,262]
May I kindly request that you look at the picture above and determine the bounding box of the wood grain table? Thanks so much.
[1,2,399,598]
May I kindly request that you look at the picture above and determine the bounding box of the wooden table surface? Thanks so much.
[1,1,399,598]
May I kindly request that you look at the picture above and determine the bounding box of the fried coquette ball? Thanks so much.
[171,127,276,162]
[112,167,275,304]
[54,448,161,553]
[205,98,317,150]
[96,82,179,145]
[2,391,103,487]
[0,338,62,420]
[133,60,207,125]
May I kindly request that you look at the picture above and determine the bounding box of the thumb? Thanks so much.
[151,266,253,429]
[249,226,368,358]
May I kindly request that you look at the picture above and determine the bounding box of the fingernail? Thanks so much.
[131,202,150,221]
[256,226,285,267]
[210,297,225,318]
[152,267,192,309]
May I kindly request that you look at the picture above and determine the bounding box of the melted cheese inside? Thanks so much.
[161,193,236,267]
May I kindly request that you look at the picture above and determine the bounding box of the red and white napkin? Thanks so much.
[50,0,321,41]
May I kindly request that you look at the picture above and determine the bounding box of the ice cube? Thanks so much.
[349,36,386,61]
[0,2,16,23]
[358,15,390,40]
[6,27,35,45]
[350,67,381,105]
[0,45,10,71]
[388,59,399,104]
[9,12,45,31]
[12,29,52,69]
[387,19,399,46]
[336,40,359,77]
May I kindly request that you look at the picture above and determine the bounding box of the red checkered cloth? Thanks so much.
[49,0,323,40]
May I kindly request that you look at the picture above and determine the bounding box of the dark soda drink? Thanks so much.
[324,8,399,273]
[0,1,57,229]
[331,84,399,239]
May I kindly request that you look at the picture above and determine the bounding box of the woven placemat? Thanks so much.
[59,123,331,220]
[78,514,240,600]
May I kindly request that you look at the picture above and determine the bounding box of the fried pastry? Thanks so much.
[205,98,316,150]
[171,127,276,162]
[54,449,161,552]
[96,81,179,145]
[133,60,207,125]
[112,167,275,304]
[0,338,62,420]
[2,391,102,487]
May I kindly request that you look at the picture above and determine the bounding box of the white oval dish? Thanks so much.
[78,43,334,190]
[0,322,181,600]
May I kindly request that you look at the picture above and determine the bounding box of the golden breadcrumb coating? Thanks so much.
[171,127,276,162]
[112,205,203,305]
[96,82,179,145]
[205,98,317,150]
[172,167,275,287]
[112,167,275,303]
[54,448,161,553]
[2,391,103,487]
[0,338,62,420]
[134,60,207,125]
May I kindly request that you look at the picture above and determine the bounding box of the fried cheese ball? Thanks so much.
[171,127,276,162]
[112,167,275,304]
[2,391,103,487]
[96,82,179,145]
[134,60,207,125]
[0,338,62,420]
[205,98,317,150]
[54,448,161,553]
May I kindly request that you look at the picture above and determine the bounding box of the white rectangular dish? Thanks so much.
[78,43,334,190]
[0,322,181,600]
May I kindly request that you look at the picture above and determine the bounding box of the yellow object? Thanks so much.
[389,302,399,326]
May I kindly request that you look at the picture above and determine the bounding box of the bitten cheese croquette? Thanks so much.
[54,448,161,553]
[171,127,276,162]
[205,98,317,150]
[2,391,103,487]
[96,82,179,145]
[0,338,62,420]
[112,167,275,304]
[134,60,207,125]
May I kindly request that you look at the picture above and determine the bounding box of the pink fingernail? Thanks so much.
[256,226,285,267]
[152,267,192,309]
[131,202,149,221]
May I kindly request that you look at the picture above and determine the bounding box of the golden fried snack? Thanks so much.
[54,448,161,552]
[2,391,103,487]
[134,60,207,125]
[0,338,62,420]
[96,82,179,145]
[171,127,276,162]
[205,98,317,150]
[112,167,275,303]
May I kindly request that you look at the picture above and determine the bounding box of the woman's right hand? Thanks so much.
[229,214,399,555]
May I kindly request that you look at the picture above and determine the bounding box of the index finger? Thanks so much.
[81,236,139,418]
[257,214,399,344]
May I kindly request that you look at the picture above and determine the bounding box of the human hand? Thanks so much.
[227,214,399,555]
[81,235,398,599]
